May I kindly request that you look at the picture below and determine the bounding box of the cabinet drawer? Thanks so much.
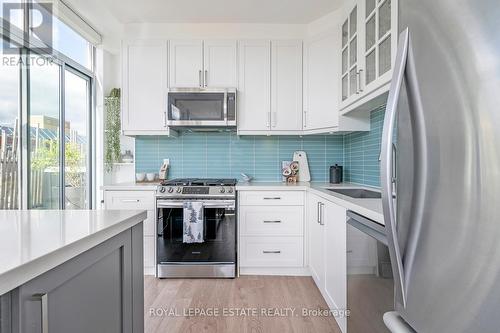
[239,206,303,236]
[239,191,304,206]
[240,236,303,267]
[104,190,155,210]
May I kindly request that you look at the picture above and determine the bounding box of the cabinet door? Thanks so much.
[122,40,168,132]
[324,201,347,333]
[238,40,271,131]
[270,40,303,131]
[16,227,143,333]
[169,39,203,87]
[339,2,361,108]
[307,194,324,288]
[203,40,237,87]
[304,33,339,130]
[361,0,398,92]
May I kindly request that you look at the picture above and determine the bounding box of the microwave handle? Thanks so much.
[223,90,228,124]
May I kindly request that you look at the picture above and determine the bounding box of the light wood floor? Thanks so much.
[144,275,342,333]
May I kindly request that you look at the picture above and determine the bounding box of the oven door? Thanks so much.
[166,89,236,127]
[156,199,236,265]
[347,211,394,333]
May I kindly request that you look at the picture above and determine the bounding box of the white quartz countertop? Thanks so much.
[101,182,158,191]
[0,210,147,296]
[236,182,384,225]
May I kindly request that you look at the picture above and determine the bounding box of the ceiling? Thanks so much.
[98,0,343,24]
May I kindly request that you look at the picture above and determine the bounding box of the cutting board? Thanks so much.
[293,151,310,182]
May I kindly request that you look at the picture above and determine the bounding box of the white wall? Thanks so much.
[123,22,307,40]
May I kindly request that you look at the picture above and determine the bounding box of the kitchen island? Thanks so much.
[0,210,147,333]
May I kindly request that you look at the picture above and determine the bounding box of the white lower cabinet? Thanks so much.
[308,192,347,333]
[238,190,306,274]
[104,190,156,275]
[240,236,303,267]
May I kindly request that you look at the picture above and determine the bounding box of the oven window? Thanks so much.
[157,206,236,263]
[168,93,225,121]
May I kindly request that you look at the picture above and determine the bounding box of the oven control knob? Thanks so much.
[176,187,182,193]
[219,187,226,193]
[159,186,166,193]
[168,187,174,193]
[228,187,233,193]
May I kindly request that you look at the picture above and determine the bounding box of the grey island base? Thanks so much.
[0,210,147,333]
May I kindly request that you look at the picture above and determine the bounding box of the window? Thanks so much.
[28,55,61,209]
[0,1,95,210]
[0,40,20,209]
[64,69,90,209]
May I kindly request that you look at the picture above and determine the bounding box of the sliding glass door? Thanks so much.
[1,1,95,210]
[0,41,20,209]
[28,55,61,209]
[64,69,90,209]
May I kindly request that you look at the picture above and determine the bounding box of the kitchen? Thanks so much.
[0,0,499,332]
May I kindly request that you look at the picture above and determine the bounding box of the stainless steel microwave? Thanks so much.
[167,88,236,127]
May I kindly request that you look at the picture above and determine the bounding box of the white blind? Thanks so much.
[52,0,102,45]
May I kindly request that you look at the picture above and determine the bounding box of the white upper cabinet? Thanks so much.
[237,40,271,132]
[271,40,303,131]
[169,39,204,87]
[169,39,237,88]
[340,0,398,113]
[122,40,173,135]
[340,2,361,108]
[238,39,304,134]
[203,40,238,87]
[303,33,339,131]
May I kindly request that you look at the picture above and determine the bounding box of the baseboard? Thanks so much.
[239,267,312,276]
[144,266,155,276]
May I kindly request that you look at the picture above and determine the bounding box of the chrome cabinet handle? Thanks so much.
[319,202,325,225]
[358,69,364,92]
[121,199,140,203]
[317,202,321,224]
[163,110,167,127]
[263,250,281,254]
[263,197,281,200]
[263,220,282,223]
[33,293,48,333]
[199,70,202,87]
[303,110,307,128]
[272,111,277,128]
[204,70,208,87]
[356,71,361,94]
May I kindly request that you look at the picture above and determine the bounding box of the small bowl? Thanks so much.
[146,173,156,182]
[136,173,146,182]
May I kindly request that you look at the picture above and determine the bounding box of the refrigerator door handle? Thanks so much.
[381,28,410,308]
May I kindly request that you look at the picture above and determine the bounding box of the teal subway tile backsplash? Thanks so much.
[344,107,385,187]
[135,106,386,186]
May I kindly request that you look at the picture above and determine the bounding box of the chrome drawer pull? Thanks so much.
[32,293,48,333]
[263,250,281,254]
[263,197,281,200]
[121,199,140,203]
[263,220,282,223]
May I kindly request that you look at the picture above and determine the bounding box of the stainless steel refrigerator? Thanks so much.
[381,0,500,332]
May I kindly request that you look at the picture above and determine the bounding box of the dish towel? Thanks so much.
[183,202,204,243]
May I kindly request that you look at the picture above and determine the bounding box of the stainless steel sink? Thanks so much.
[326,188,382,199]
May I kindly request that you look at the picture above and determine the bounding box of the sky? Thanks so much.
[0,3,90,138]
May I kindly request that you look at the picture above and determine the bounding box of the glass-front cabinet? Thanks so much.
[340,0,398,113]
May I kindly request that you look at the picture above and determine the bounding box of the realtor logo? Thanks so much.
[3,2,53,54]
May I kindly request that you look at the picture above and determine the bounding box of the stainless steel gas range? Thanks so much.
[155,178,237,278]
